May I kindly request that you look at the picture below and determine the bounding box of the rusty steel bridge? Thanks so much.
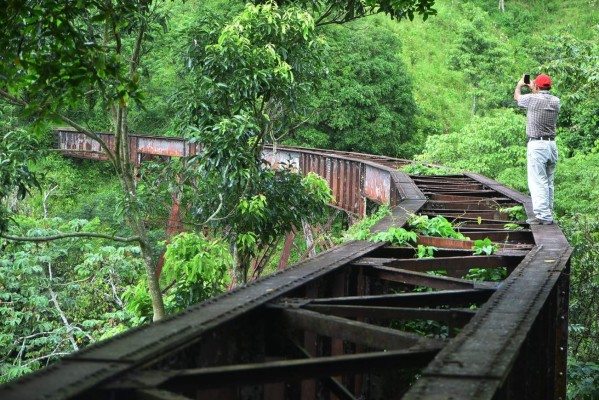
[0,128,572,400]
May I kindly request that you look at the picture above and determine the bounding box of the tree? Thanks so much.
[0,0,439,318]
[253,0,438,26]
[289,18,419,157]
[417,109,527,181]
[447,3,513,115]
[0,0,169,320]
[0,217,144,382]
[0,134,41,233]
[533,30,599,156]
[174,3,334,283]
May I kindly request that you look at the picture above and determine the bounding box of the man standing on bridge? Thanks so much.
[514,73,560,225]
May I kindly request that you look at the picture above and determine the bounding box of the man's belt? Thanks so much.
[528,136,555,141]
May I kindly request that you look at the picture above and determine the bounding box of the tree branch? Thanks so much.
[54,113,117,165]
[108,269,124,308]
[1,232,141,243]
[21,351,72,369]
[0,89,27,107]
[43,184,59,219]
[0,89,117,165]
[47,262,79,352]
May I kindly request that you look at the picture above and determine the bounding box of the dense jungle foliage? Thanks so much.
[0,0,597,397]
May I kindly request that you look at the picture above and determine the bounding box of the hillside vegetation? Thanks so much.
[0,0,597,397]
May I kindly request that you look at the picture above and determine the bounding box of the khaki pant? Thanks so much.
[527,140,558,222]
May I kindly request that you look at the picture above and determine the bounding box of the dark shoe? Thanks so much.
[526,217,553,225]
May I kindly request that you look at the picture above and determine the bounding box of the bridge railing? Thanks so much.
[54,128,427,217]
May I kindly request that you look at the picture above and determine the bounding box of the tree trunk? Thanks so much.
[114,104,165,321]
[302,219,317,258]
[230,242,243,287]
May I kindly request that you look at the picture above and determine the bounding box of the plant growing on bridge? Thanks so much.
[472,237,498,256]
[340,205,391,242]
[399,163,455,176]
[370,226,418,247]
[408,214,467,240]
[416,244,437,258]
[499,205,526,221]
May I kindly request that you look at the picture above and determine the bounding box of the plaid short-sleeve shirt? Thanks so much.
[517,92,560,138]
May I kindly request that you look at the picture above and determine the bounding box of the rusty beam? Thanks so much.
[134,389,194,400]
[351,255,523,272]
[269,306,443,350]
[460,230,534,244]
[424,190,501,197]
[423,200,505,211]
[105,349,442,392]
[414,184,486,191]
[415,235,533,251]
[289,340,358,400]
[310,289,495,308]
[423,210,511,220]
[365,265,498,290]
[427,193,512,202]
[302,305,475,327]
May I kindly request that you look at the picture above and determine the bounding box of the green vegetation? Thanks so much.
[0,0,597,396]
[370,227,418,247]
[399,163,454,176]
[0,217,144,382]
[125,232,232,318]
[472,238,498,256]
[289,17,420,157]
[408,215,466,240]
[499,205,527,222]
[340,205,392,241]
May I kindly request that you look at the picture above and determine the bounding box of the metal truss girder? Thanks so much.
[365,265,499,290]
[405,245,572,399]
[351,255,523,272]
[105,348,441,392]
[310,289,495,308]
[134,389,194,400]
[269,306,444,350]
[302,305,475,326]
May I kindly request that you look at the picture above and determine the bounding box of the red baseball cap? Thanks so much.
[534,74,552,89]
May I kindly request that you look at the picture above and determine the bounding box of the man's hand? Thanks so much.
[514,74,530,101]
